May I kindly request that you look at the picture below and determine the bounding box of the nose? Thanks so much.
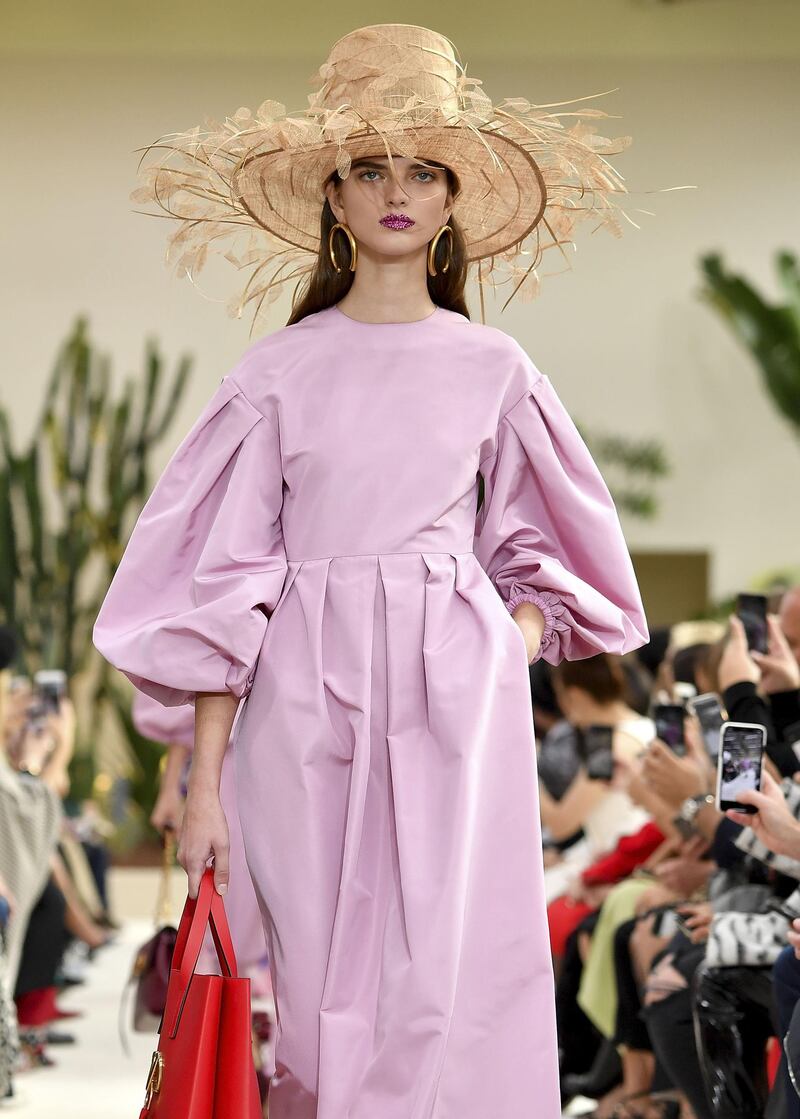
[384,172,409,206]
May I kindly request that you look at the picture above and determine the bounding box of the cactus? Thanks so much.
[700,250,800,438]
[0,316,192,819]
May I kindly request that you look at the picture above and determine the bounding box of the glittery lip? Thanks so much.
[379,213,415,229]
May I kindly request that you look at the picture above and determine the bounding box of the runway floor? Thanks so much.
[5,868,592,1117]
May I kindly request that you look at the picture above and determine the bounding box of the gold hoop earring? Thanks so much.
[427,225,453,278]
[328,222,358,273]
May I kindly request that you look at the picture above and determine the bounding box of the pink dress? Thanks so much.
[93,303,649,1119]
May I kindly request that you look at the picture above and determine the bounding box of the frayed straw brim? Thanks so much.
[231,124,547,261]
[130,23,650,331]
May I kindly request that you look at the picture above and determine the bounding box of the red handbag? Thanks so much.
[137,866,262,1119]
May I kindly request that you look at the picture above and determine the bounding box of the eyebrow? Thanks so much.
[349,158,444,172]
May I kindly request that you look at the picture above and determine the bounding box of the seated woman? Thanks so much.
[539,654,656,923]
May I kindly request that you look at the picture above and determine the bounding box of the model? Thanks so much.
[93,24,650,1118]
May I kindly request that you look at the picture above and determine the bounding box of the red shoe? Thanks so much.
[15,986,82,1026]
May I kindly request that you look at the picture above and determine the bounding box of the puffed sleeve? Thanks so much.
[474,363,649,665]
[131,689,195,748]
[93,374,288,706]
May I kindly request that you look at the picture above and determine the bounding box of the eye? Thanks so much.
[359,170,381,181]
[415,171,436,182]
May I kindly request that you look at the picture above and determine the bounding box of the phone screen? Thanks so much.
[717,722,765,813]
[579,725,615,782]
[34,669,66,714]
[653,704,686,756]
[736,593,768,655]
[689,694,725,761]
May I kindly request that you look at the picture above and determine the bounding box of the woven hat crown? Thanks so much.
[306,24,463,122]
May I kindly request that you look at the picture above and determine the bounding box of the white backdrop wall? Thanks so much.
[1,46,798,601]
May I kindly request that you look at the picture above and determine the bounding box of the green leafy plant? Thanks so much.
[699,250,800,438]
[0,316,192,828]
[476,421,669,521]
[580,429,668,519]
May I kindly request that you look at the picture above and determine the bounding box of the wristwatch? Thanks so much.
[673,792,716,839]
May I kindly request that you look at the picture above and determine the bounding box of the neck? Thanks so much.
[337,250,434,323]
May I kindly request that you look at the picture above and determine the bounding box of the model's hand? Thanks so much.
[511,601,545,663]
[177,786,229,899]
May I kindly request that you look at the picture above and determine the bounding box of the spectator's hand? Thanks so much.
[634,883,681,916]
[653,856,714,896]
[15,721,58,775]
[717,614,760,692]
[788,916,800,961]
[684,714,718,785]
[725,769,800,858]
[677,833,710,862]
[151,789,185,833]
[566,876,588,903]
[615,755,648,807]
[0,872,16,919]
[2,681,34,754]
[750,614,800,694]
[580,882,615,909]
[46,695,76,746]
[641,737,709,810]
[678,901,714,944]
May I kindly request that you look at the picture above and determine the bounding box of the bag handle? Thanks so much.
[165,867,240,1038]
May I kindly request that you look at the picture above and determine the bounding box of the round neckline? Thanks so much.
[331,303,442,326]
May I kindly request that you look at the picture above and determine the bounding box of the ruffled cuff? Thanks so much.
[505,589,570,663]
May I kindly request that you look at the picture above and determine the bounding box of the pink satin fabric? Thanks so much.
[95,303,648,1118]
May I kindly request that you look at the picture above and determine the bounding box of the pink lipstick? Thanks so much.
[379,213,415,230]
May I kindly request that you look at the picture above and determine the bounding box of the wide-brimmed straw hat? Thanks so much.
[131,23,652,330]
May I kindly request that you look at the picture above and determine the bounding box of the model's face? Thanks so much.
[324,155,454,259]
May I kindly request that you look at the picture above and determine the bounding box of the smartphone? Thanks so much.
[784,719,800,762]
[766,896,800,922]
[673,681,697,705]
[736,592,768,656]
[653,703,686,756]
[716,721,766,814]
[578,724,615,782]
[687,693,726,762]
[33,669,66,713]
[675,913,693,939]
[653,908,681,938]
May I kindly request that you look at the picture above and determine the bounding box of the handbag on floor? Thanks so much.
[137,865,262,1119]
[119,830,178,1055]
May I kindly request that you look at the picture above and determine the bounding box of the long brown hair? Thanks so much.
[286,164,471,326]
[550,654,630,706]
